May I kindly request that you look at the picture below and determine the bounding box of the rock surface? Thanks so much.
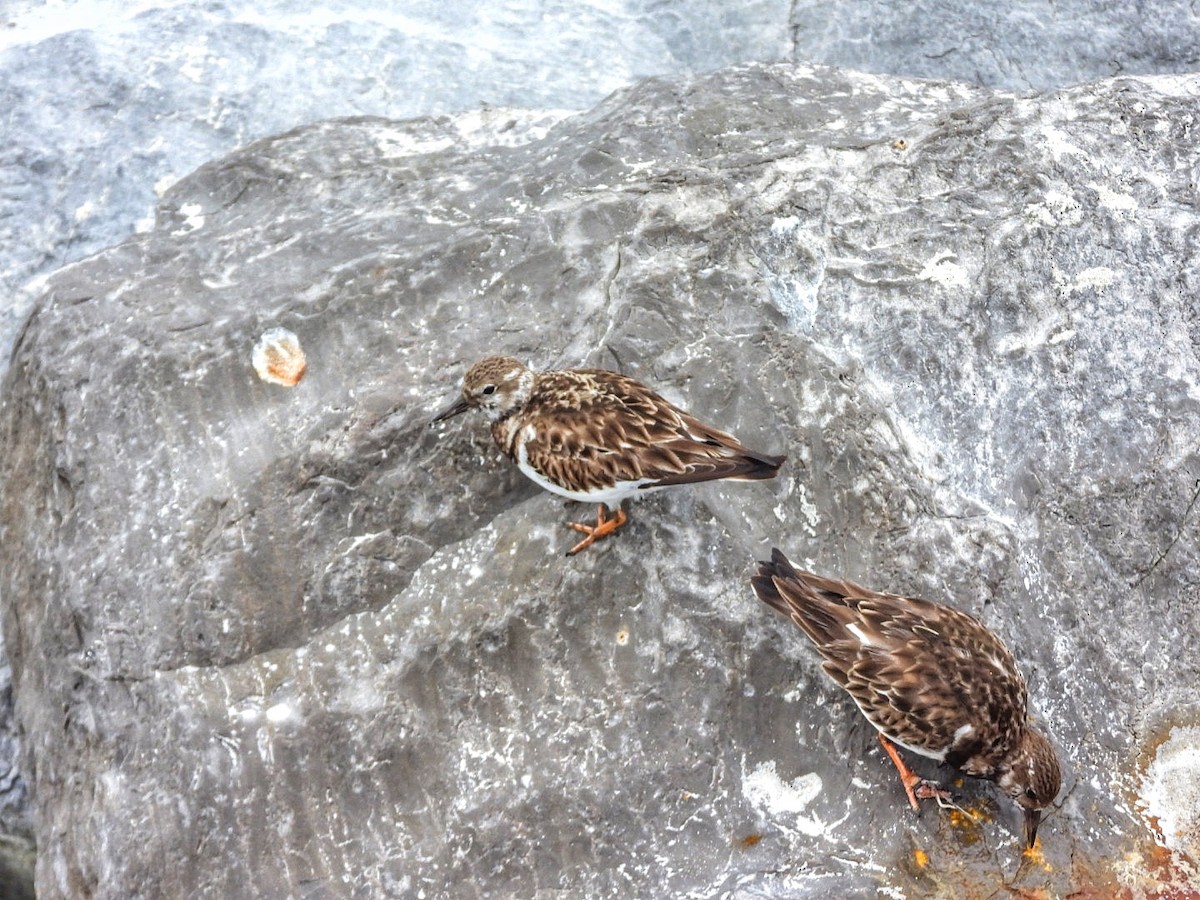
[1,0,794,364]
[5,0,1200,366]
[2,62,1200,896]
[792,0,1200,89]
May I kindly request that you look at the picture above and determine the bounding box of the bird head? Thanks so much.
[432,356,534,424]
[997,728,1062,849]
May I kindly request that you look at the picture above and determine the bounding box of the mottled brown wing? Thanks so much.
[753,550,1028,767]
[839,598,1028,767]
[521,369,783,494]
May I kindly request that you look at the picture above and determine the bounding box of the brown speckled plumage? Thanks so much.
[751,548,1061,847]
[494,368,784,494]
[433,356,785,553]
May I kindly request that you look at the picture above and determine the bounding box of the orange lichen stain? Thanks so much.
[1125,843,1200,899]
[946,801,989,846]
[735,833,763,850]
[1144,838,1177,874]
[1063,887,1128,900]
[913,847,929,869]
[1058,832,1200,900]
[1022,839,1053,873]
[948,805,987,826]
[1066,849,1179,900]
[1125,713,1200,896]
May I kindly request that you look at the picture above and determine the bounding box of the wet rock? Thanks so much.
[1,63,1198,897]
[5,0,1200,364]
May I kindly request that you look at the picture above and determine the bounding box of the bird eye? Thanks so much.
[1025,787,1037,799]
[482,385,496,395]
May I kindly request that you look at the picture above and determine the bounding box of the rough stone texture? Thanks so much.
[0,0,793,364]
[5,0,1200,368]
[792,1,1200,90]
[2,63,1200,896]
[0,661,33,900]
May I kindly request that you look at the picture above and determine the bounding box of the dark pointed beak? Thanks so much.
[431,396,470,425]
[1023,808,1042,849]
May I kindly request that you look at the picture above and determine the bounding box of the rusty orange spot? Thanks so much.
[1023,839,1052,872]
[946,803,989,846]
[736,833,763,849]
[1127,713,1200,896]
[913,847,929,868]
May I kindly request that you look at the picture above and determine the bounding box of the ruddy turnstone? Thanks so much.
[750,548,1061,848]
[432,356,785,555]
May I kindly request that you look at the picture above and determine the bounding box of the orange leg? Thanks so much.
[878,734,954,813]
[565,505,628,556]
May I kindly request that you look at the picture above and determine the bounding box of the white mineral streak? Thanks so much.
[743,760,827,838]
[1141,726,1200,861]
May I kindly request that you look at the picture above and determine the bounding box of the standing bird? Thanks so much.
[750,548,1061,848]
[432,356,785,555]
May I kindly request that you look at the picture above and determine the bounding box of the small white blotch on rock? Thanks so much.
[616,628,630,646]
[252,327,307,386]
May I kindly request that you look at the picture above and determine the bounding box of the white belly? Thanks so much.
[862,716,975,764]
[515,441,653,507]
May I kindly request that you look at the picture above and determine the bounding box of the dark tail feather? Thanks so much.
[648,451,785,488]
[751,548,850,647]
[750,547,802,618]
[735,450,786,481]
[754,547,865,607]
[763,546,799,580]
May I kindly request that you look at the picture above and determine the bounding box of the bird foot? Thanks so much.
[905,774,975,820]
[913,780,958,810]
[878,734,960,816]
[565,505,628,556]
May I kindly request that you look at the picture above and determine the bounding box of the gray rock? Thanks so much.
[792,0,1200,90]
[2,62,1199,896]
[0,0,792,365]
[5,0,1200,369]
